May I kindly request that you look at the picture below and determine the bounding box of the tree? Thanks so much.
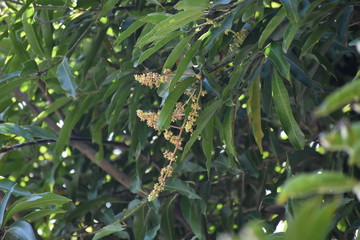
[0,0,359,239]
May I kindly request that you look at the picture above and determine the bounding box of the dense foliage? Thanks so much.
[0,0,360,239]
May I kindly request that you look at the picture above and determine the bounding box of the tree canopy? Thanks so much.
[0,0,360,239]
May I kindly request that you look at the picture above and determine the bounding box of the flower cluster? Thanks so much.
[135,70,206,201]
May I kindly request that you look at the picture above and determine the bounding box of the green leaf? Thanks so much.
[0,184,15,226]
[174,0,209,11]
[279,0,299,24]
[165,178,201,199]
[56,57,78,98]
[8,27,30,61]
[276,172,357,204]
[98,0,118,19]
[264,42,290,80]
[22,126,56,139]
[169,40,201,90]
[158,77,196,130]
[247,74,264,153]
[0,179,31,197]
[22,10,45,58]
[93,223,125,240]
[223,106,238,158]
[0,78,25,97]
[202,116,214,178]
[134,31,181,67]
[6,221,36,240]
[160,195,177,240]
[4,192,71,225]
[33,97,71,123]
[21,209,65,222]
[144,225,160,240]
[114,18,145,47]
[258,7,286,48]
[315,79,360,117]
[282,23,299,52]
[0,71,21,83]
[222,63,245,100]
[136,11,204,47]
[300,23,329,57]
[272,70,305,149]
[285,198,339,240]
[0,123,34,141]
[163,33,194,72]
[181,99,222,161]
[180,197,205,239]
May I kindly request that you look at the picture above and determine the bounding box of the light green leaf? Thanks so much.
[280,0,299,24]
[247,74,264,153]
[0,78,25,97]
[165,178,201,199]
[223,106,238,158]
[174,0,209,11]
[169,40,201,90]
[264,42,291,80]
[158,77,196,130]
[93,223,125,240]
[315,79,360,117]
[276,172,356,204]
[258,7,286,48]
[134,31,181,67]
[0,184,15,226]
[272,70,305,149]
[4,192,71,225]
[56,57,78,98]
[0,123,34,141]
[22,10,45,58]
[8,27,30,61]
[163,33,194,72]
[33,97,71,123]
[181,99,222,161]
[6,221,36,240]
[136,11,204,47]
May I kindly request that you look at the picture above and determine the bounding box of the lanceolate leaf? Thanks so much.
[272,70,305,149]
[258,7,286,48]
[223,106,238,158]
[158,77,196,130]
[6,221,36,240]
[0,123,34,141]
[56,57,78,98]
[114,18,146,47]
[160,195,177,240]
[264,42,291,80]
[0,185,15,226]
[165,178,201,199]
[280,0,299,25]
[98,0,118,19]
[93,223,125,240]
[247,74,264,153]
[22,10,45,58]
[202,116,214,178]
[33,97,72,123]
[181,99,222,161]
[276,172,357,204]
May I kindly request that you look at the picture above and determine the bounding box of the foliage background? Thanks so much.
[0,0,360,239]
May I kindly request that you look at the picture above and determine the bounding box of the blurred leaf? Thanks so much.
[315,77,360,117]
[93,223,125,240]
[144,225,160,240]
[98,0,118,19]
[158,77,196,130]
[67,196,112,222]
[33,97,71,123]
[114,18,145,47]
[223,106,238,158]
[272,70,305,150]
[0,71,21,83]
[0,179,31,197]
[21,209,65,222]
[247,74,264,153]
[6,221,36,240]
[301,23,329,57]
[56,57,78,98]
[160,195,177,240]
[282,23,299,52]
[22,10,45,58]
[4,192,71,225]
[202,116,213,178]
[22,125,56,139]
[276,172,357,204]
[280,0,299,24]
[175,0,209,11]
[0,123,34,141]
[8,27,30,61]
[180,197,205,239]
[165,178,201,199]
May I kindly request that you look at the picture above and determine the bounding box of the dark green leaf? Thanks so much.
[264,42,290,80]
[165,178,201,199]
[0,184,15,226]
[280,0,299,24]
[6,221,36,240]
[0,123,34,141]
[93,223,125,240]
[56,57,78,98]
[258,7,286,48]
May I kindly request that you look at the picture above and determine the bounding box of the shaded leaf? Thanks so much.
[0,184,15,226]
[264,42,290,80]
[56,57,78,98]
[93,223,125,240]
[0,123,34,141]
[165,178,201,199]
[0,179,31,197]
[22,10,45,58]
[6,221,36,240]
[180,197,205,239]
[223,106,237,158]
[0,71,21,83]
[114,18,145,47]
[280,0,299,24]
[258,7,286,48]
[21,209,65,222]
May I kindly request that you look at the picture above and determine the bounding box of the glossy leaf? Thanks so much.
[56,57,78,98]
[276,172,357,204]
[93,223,125,240]
[272,70,305,149]
[165,178,201,199]
[247,74,264,153]
[264,42,291,80]
[6,221,36,240]
[158,77,196,130]
[4,192,71,225]
[280,0,299,24]
[258,7,286,48]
